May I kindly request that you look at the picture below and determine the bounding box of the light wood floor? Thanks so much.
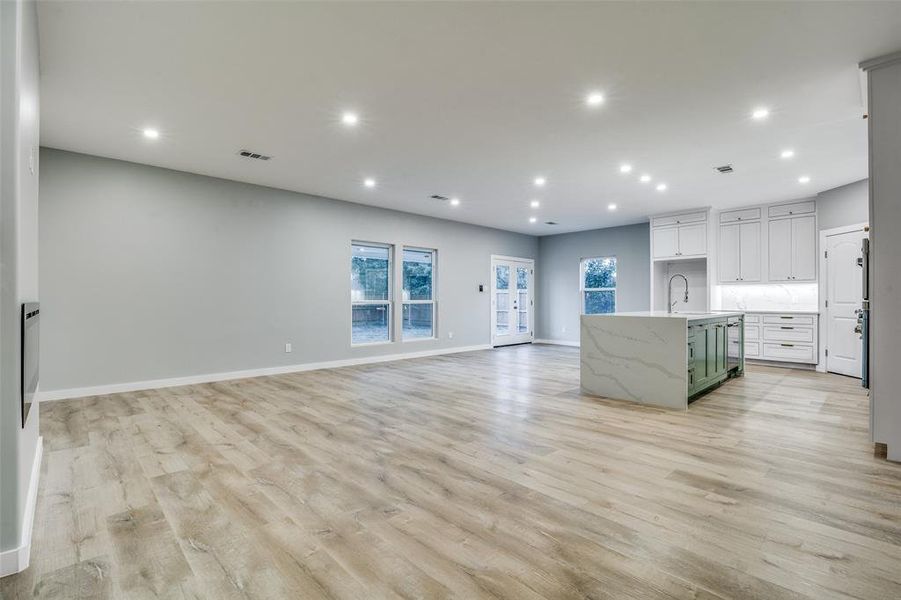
[2,345,900,600]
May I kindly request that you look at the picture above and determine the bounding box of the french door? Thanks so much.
[490,256,534,347]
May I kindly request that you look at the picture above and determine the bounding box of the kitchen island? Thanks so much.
[580,311,744,409]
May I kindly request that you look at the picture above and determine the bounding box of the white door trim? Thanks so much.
[490,255,535,347]
[817,223,868,372]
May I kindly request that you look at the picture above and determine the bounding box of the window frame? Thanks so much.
[580,256,617,315]
[401,246,437,342]
[350,241,394,346]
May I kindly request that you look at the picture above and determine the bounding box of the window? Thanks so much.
[402,247,435,340]
[581,256,617,314]
[351,243,392,344]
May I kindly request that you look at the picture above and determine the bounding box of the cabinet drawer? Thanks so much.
[728,339,760,358]
[744,314,760,324]
[763,325,814,343]
[762,314,815,326]
[762,343,815,363]
[652,211,707,228]
[720,208,761,223]
[768,201,815,218]
[745,324,760,341]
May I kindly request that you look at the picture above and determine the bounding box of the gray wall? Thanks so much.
[1,0,40,556]
[536,223,650,343]
[39,149,537,392]
[865,55,901,461]
[817,179,869,231]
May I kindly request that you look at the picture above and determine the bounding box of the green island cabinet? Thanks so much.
[687,316,742,398]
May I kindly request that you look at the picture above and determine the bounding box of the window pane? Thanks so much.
[583,257,617,289]
[352,304,390,343]
[351,245,389,301]
[496,291,509,311]
[403,303,433,339]
[403,249,433,301]
[516,266,528,290]
[518,308,529,333]
[495,265,509,290]
[496,310,509,334]
[584,290,616,314]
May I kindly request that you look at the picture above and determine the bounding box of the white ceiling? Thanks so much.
[37,1,901,235]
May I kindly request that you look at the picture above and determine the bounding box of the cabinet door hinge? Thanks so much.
[824,250,828,258]
[825,300,828,308]
[825,348,829,356]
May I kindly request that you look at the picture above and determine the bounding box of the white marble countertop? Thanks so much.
[596,311,744,320]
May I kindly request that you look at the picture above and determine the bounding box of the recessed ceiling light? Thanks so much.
[533,176,546,187]
[751,107,770,120]
[639,174,651,183]
[608,203,617,211]
[363,178,376,188]
[798,175,811,184]
[619,164,632,174]
[585,92,605,107]
[142,128,159,139]
[341,112,359,126]
[780,149,795,159]
[656,183,668,192]
[530,200,540,208]
[529,216,537,224]
[450,197,460,206]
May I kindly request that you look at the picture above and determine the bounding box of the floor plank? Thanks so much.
[3,345,899,599]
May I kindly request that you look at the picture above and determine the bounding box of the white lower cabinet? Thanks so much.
[743,312,818,365]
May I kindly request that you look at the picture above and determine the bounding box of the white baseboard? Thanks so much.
[534,338,580,347]
[36,344,491,403]
[0,437,42,578]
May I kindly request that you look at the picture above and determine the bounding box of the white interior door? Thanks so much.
[491,257,534,347]
[826,228,866,377]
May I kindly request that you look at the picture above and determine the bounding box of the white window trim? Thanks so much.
[402,246,438,342]
[351,241,394,346]
[580,256,617,315]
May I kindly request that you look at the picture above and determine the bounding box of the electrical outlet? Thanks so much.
[285,343,292,353]
[448,331,454,339]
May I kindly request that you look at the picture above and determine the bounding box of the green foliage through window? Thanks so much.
[583,257,616,314]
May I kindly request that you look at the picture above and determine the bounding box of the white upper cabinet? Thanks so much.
[651,210,708,260]
[719,223,741,281]
[652,227,679,259]
[768,218,793,281]
[677,223,707,257]
[718,220,761,282]
[790,215,817,280]
[768,213,816,281]
[738,221,762,281]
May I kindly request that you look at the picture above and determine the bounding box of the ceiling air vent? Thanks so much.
[714,164,734,174]
[238,149,272,161]
[430,195,449,201]
[544,221,558,226]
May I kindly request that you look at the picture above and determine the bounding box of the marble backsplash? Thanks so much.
[714,283,818,311]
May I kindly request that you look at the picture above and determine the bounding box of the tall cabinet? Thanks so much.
[767,202,817,282]
[717,200,817,285]
[649,209,713,312]
[718,208,762,283]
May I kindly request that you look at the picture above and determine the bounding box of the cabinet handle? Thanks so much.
[780,326,794,330]
[781,343,795,347]
[780,316,792,319]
